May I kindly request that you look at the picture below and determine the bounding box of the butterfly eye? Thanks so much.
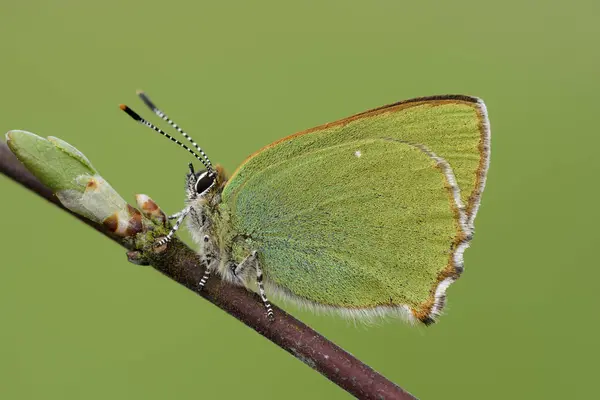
[194,171,215,195]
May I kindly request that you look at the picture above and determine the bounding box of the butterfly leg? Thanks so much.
[256,259,275,321]
[198,235,218,291]
[233,251,274,321]
[156,205,191,246]
[198,261,212,291]
[168,210,185,220]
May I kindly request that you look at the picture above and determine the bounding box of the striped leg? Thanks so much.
[232,251,274,321]
[168,210,185,220]
[198,235,217,291]
[156,206,190,246]
[198,263,212,291]
[255,254,274,321]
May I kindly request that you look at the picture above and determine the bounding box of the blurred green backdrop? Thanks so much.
[1,1,598,399]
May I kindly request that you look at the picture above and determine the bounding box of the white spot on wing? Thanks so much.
[354,150,362,158]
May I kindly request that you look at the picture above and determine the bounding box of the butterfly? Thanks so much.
[120,92,490,325]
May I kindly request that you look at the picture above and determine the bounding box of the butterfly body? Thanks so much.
[122,93,490,325]
[183,166,248,285]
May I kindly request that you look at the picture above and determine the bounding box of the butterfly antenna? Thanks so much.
[137,91,214,173]
[119,104,213,172]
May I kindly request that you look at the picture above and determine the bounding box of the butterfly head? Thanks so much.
[186,163,217,199]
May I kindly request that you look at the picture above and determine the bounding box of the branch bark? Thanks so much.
[0,142,416,400]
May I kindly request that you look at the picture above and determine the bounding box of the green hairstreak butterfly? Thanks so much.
[120,93,490,325]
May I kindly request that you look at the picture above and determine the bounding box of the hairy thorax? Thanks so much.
[186,165,254,285]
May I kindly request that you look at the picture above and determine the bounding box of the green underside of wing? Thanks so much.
[222,139,458,309]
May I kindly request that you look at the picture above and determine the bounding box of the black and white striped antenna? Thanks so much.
[119,104,214,173]
[136,91,214,173]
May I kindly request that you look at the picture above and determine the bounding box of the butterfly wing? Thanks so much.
[221,95,490,323]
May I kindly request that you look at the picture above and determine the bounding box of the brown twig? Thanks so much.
[0,141,416,400]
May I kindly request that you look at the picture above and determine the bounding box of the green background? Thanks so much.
[1,1,598,399]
